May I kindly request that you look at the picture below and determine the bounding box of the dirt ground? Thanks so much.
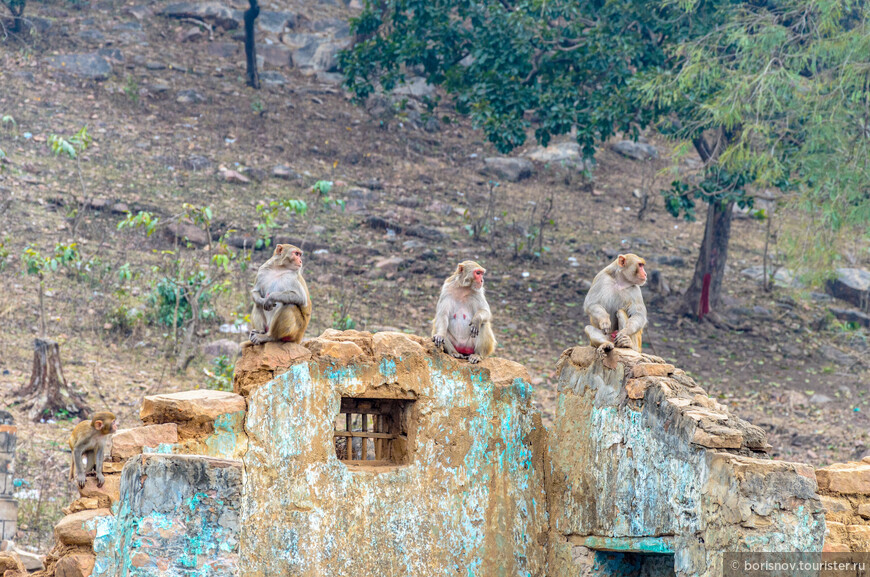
[0,0,868,553]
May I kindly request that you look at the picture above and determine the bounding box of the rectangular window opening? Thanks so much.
[334,397,413,467]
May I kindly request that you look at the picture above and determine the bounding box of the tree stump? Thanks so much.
[15,338,90,422]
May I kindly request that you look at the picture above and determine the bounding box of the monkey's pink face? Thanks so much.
[290,249,303,268]
[472,268,485,289]
[635,261,647,284]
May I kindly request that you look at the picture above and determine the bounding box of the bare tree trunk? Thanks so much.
[681,199,735,319]
[244,0,261,89]
[16,339,90,422]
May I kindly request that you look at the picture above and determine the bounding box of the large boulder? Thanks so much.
[611,139,659,160]
[826,268,870,312]
[45,53,113,80]
[481,157,534,182]
[159,2,242,29]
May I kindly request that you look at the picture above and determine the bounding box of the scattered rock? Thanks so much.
[818,344,854,365]
[242,167,268,182]
[183,155,212,171]
[819,495,851,514]
[160,2,242,29]
[222,169,250,184]
[207,42,240,59]
[258,44,291,68]
[829,307,870,328]
[808,393,833,405]
[45,53,113,80]
[311,42,342,72]
[283,33,322,68]
[311,17,351,37]
[177,26,204,43]
[272,165,302,180]
[163,221,209,247]
[524,142,588,171]
[77,29,106,44]
[6,545,41,572]
[611,140,658,161]
[481,157,533,183]
[176,89,206,104]
[97,48,125,65]
[201,339,241,359]
[740,266,804,288]
[259,70,287,86]
[258,10,296,33]
[826,268,870,312]
[392,77,436,99]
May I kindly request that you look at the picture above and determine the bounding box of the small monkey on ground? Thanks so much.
[432,261,497,364]
[68,411,117,488]
[244,244,311,347]
[583,253,648,357]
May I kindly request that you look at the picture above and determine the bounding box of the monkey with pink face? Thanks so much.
[583,253,648,357]
[432,261,497,364]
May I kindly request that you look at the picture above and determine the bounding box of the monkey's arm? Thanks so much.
[267,288,307,307]
[250,289,268,306]
[469,304,492,338]
[620,298,648,336]
[586,303,611,332]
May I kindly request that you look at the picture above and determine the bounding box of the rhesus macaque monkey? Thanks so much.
[583,254,648,357]
[244,244,311,347]
[432,261,497,364]
[68,411,117,489]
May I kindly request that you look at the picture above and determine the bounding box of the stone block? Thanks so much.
[691,424,743,449]
[816,462,870,494]
[140,390,246,439]
[54,509,112,546]
[93,454,242,575]
[823,541,851,553]
[55,553,96,577]
[233,341,311,396]
[78,473,121,504]
[64,497,101,514]
[110,424,178,461]
[858,503,870,518]
[847,525,870,549]
[820,495,852,514]
[371,331,426,359]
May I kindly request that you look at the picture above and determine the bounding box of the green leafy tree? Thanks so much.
[22,243,81,337]
[344,0,870,321]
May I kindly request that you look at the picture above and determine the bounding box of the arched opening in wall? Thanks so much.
[334,397,414,468]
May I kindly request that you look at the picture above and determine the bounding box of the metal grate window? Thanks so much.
[334,398,412,466]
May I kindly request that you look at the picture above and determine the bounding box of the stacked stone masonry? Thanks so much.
[37,331,844,577]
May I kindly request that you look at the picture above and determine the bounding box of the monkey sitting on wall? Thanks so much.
[68,411,117,488]
[244,244,312,347]
[583,253,648,357]
[432,261,497,364]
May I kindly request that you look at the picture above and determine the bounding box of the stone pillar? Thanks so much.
[0,411,17,541]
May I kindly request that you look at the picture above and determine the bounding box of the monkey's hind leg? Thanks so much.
[250,305,304,345]
[585,325,614,359]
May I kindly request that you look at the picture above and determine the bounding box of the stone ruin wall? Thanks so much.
[25,329,869,577]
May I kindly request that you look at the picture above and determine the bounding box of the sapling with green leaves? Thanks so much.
[48,126,92,235]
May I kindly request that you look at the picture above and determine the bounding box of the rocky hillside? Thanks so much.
[0,0,868,553]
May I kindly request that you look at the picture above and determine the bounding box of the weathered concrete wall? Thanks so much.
[0,411,18,542]
[548,346,826,577]
[41,331,834,577]
[92,454,243,577]
[240,330,549,577]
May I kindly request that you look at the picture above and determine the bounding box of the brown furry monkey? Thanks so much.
[245,244,311,347]
[68,411,117,488]
[432,261,497,364]
[583,253,648,356]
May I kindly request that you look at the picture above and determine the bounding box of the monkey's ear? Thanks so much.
[275,245,284,255]
[617,255,627,267]
[93,420,104,430]
[457,264,464,273]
